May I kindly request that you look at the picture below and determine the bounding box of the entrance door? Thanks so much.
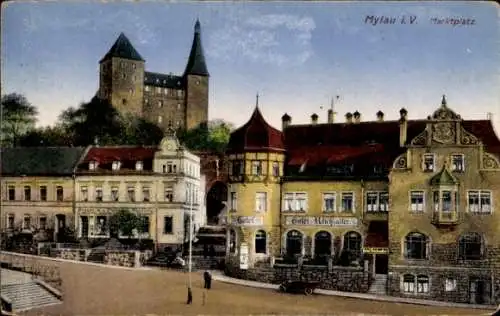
[469,279,488,304]
[55,214,67,242]
[375,254,389,274]
[81,216,89,238]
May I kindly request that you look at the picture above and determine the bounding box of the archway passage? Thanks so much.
[206,181,228,225]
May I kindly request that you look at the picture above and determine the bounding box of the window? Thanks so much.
[111,187,119,201]
[255,230,267,254]
[422,154,435,172]
[451,154,465,172]
[81,186,88,201]
[285,230,303,257]
[343,231,362,257]
[405,232,428,260]
[164,88,168,94]
[230,192,237,211]
[231,161,243,176]
[158,116,163,124]
[8,186,15,200]
[145,86,150,92]
[127,187,135,202]
[39,216,47,230]
[142,187,150,202]
[24,186,31,201]
[122,73,127,79]
[112,161,121,171]
[468,191,492,214]
[7,214,14,229]
[283,192,307,212]
[442,191,452,212]
[158,100,163,108]
[145,99,150,106]
[445,279,457,292]
[255,192,267,212]
[40,186,47,201]
[135,161,143,171]
[365,192,389,212]
[96,216,107,235]
[156,87,161,94]
[341,192,354,212]
[95,187,103,202]
[120,62,125,68]
[229,229,236,253]
[416,275,429,293]
[89,161,98,170]
[56,186,64,201]
[177,103,181,110]
[272,162,280,177]
[129,88,134,95]
[251,160,262,176]
[140,216,150,234]
[23,215,31,229]
[162,165,166,173]
[314,231,332,257]
[410,191,425,212]
[403,274,415,293]
[458,233,482,260]
[163,216,173,234]
[322,193,336,212]
[165,188,173,202]
[177,90,183,98]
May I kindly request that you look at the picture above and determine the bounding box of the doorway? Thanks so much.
[469,278,491,305]
[375,254,388,274]
[81,216,89,238]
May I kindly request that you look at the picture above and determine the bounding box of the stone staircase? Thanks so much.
[368,274,388,295]
[1,281,61,312]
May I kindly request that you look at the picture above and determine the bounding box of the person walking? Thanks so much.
[203,270,212,290]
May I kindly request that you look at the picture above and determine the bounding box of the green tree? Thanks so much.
[1,93,38,147]
[178,119,234,153]
[108,209,142,238]
[18,125,73,147]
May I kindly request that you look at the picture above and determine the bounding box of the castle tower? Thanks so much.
[225,98,286,268]
[183,19,209,130]
[99,33,145,117]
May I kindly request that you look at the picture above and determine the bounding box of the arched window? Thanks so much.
[405,232,428,259]
[416,275,429,293]
[285,230,303,257]
[229,229,236,254]
[343,231,362,256]
[458,233,483,260]
[255,230,267,254]
[402,274,415,293]
[314,231,332,257]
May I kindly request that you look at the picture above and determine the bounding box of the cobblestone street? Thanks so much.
[20,261,494,316]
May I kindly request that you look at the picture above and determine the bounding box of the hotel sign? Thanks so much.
[363,247,389,254]
[231,216,264,226]
[284,216,358,227]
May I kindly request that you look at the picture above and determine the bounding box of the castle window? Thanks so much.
[458,233,483,260]
[422,153,435,172]
[158,116,163,124]
[251,160,262,176]
[405,232,428,260]
[112,161,121,171]
[451,154,465,172]
[135,161,143,171]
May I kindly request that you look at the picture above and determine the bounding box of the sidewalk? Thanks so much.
[210,270,497,312]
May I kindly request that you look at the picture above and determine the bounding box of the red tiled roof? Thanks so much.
[77,146,158,172]
[227,106,285,153]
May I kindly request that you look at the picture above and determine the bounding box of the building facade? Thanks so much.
[224,96,500,305]
[1,147,87,241]
[97,20,209,131]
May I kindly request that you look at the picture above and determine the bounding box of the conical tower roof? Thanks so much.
[183,19,209,76]
[430,164,458,186]
[100,33,144,63]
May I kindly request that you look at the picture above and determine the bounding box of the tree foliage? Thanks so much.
[1,93,38,147]
[108,209,142,238]
[178,119,234,153]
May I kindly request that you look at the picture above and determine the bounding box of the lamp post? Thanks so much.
[187,185,194,304]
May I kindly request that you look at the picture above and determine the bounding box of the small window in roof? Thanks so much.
[112,161,121,171]
[89,161,98,171]
[136,161,143,171]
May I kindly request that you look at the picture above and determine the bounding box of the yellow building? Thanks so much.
[224,96,500,305]
[1,147,87,241]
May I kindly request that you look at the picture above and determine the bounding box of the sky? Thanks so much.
[2,1,500,135]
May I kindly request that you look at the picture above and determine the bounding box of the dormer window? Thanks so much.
[422,154,435,172]
[451,154,465,172]
[89,161,98,171]
[136,161,143,171]
[112,161,121,171]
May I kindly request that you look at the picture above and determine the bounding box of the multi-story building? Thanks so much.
[74,130,205,250]
[224,96,500,305]
[1,147,87,241]
[97,20,209,131]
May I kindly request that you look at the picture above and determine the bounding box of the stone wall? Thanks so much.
[104,251,136,267]
[388,266,500,306]
[224,258,372,293]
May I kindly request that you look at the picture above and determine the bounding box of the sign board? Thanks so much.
[363,247,389,254]
[239,242,249,270]
[231,216,263,226]
[284,216,358,227]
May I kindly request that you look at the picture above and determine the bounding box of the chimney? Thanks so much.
[327,109,334,123]
[399,108,408,147]
[353,111,361,123]
[376,111,384,122]
[311,113,318,125]
[345,112,353,123]
[281,113,291,130]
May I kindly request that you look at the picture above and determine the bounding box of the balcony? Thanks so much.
[431,210,459,226]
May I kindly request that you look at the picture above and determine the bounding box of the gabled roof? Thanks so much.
[183,20,209,77]
[100,33,144,63]
[1,147,87,176]
[227,106,285,153]
[76,146,158,173]
[144,71,184,89]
